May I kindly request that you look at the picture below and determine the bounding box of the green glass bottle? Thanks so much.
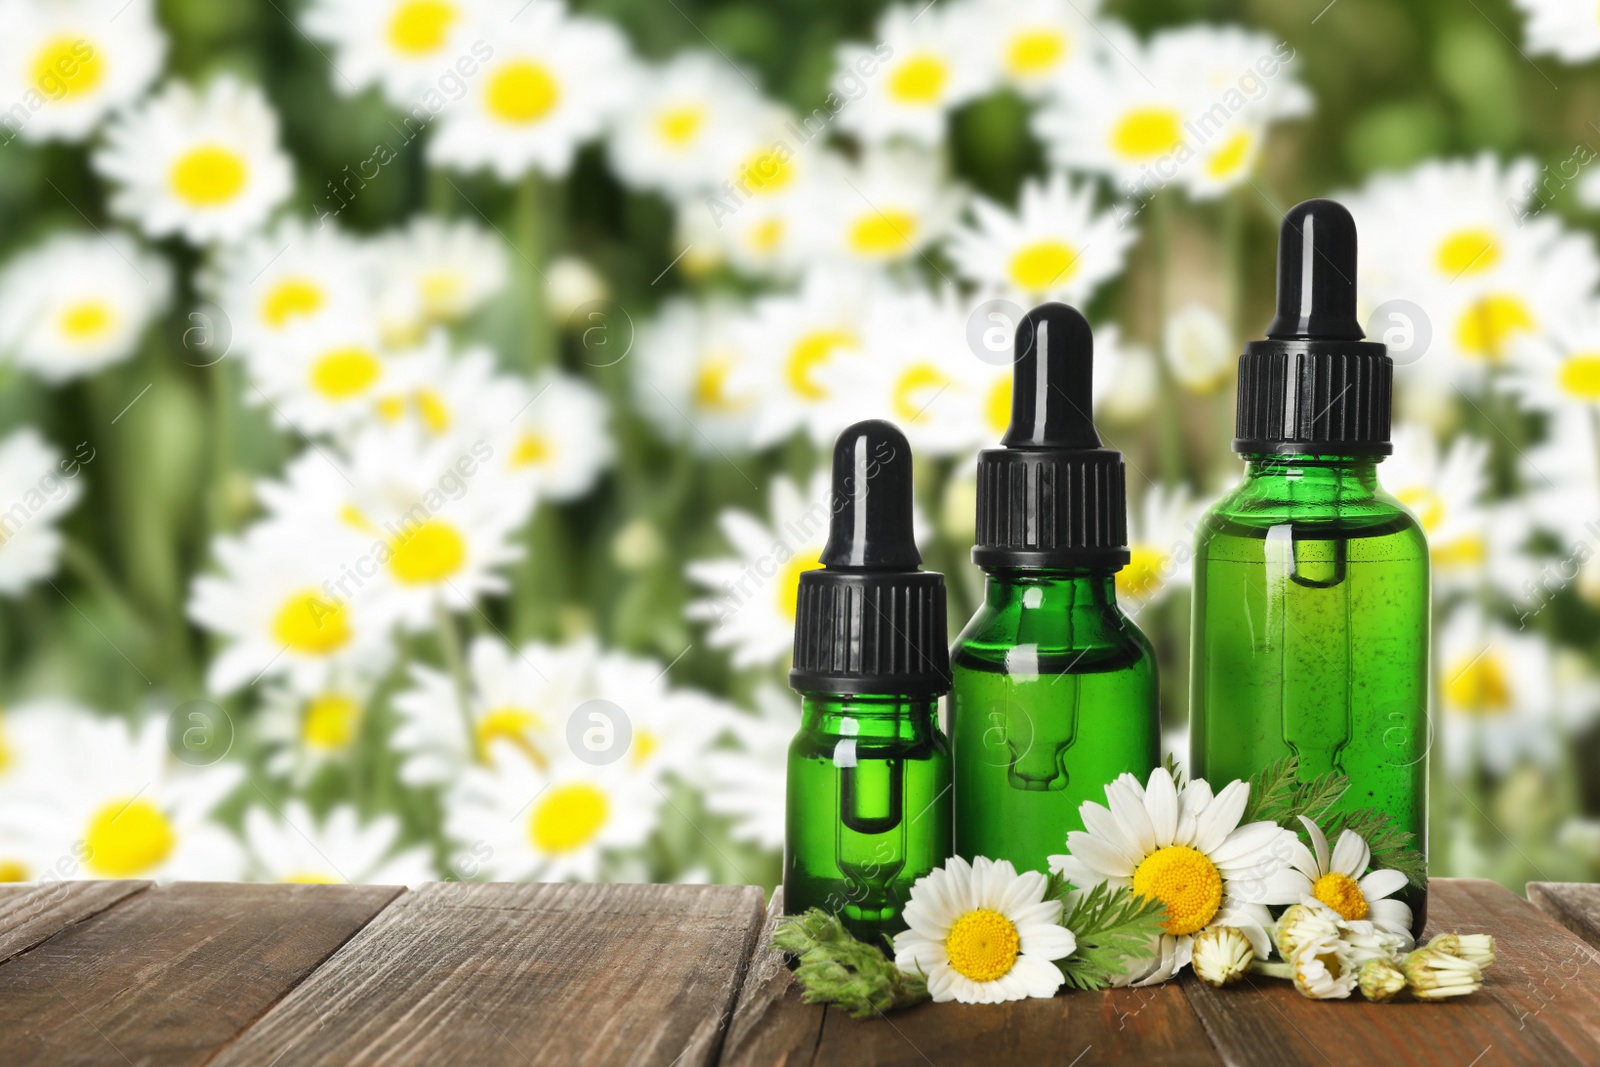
[784,419,952,943]
[951,303,1160,875]
[1189,200,1429,933]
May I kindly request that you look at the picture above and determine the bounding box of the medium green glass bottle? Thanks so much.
[784,419,952,943]
[951,303,1160,875]
[1189,200,1429,933]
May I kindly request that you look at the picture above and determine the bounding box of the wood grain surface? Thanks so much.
[0,879,149,966]
[210,880,766,1067]
[1530,881,1600,950]
[0,880,401,1067]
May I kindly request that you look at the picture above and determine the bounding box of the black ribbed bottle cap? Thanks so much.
[790,420,951,697]
[973,303,1128,571]
[1235,198,1393,456]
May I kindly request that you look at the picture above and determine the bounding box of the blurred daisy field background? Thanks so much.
[2,0,1600,896]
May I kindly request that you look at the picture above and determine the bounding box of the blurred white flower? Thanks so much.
[427,0,634,180]
[970,0,1109,99]
[1163,303,1234,394]
[545,255,608,321]
[0,0,165,144]
[303,0,491,107]
[0,701,102,881]
[6,713,243,881]
[1383,425,1505,593]
[833,3,992,146]
[0,231,170,383]
[500,370,613,501]
[373,215,508,344]
[1522,407,1600,547]
[1504,306,1600,416]
[246,312,396,436]
[1118,482,1201,609]
[244,801,435,885]
[946,172,1135,303]
[633,296,761,453]
[368,333,516,443]
[702,685,796,852]
[94,76,294,245]
[0,429,84,597]
[257,676,375,785]
[1095,326,1157,422]
[807,145,963,267]
[1512,0,1600,63]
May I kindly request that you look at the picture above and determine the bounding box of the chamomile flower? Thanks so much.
[243,801,435,885]
[94,76,294,245]
[972,0,1108,99]
[834,4,992,147]
[1163,303,1234,395]
[1191,923,1255,987]
[303,0,489,107]
[0,231,170,383]
[1292,935,1358,999]
[256,677,375,785]
[427,0,634,180]
[367,334,514,440]
[246,314,395,435]
[692,107,823,277]
[0,0,165,143]
[202,218,373,360]
[9,713,243,881]
[189,519,394,696]
[372,216,508,344]
[946,173,1136,304]
[1522,407,1600,546]
[1049,768,1300,984]
[499,371,613,501]
[443,736,661,882]
[702,686,798,851]
[1512,0,1600,63]
[1117,483,1200,609]
[892,856,1075,1004]
[0,429,84,597]
[1504,306,1600,416]
[633,297,761,453]
[1275,816,1415,946]
[686,470,835,668]
[1436,602,1565,774]
[807,146,963,267]
[1384,425,1495,591]
[606,51,765,198]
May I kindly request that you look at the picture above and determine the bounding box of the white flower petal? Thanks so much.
[1062,831,1137,879]
[1107,774,1157,857]
[1011,952,1067,998]
[1019,922,1076,961]
[1143,767,1179,846]
[1357,867,1408,902]
[1192,778,1249,854]
[1298,814,1331,875]
[1330,828,1371,878]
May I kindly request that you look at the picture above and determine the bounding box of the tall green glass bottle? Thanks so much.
[951,303,1160,875]
[785,419,952,943]
[1189,199,1429,933]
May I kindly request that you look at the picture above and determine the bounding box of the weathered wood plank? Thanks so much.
[0,880,401,1067]
[719,888,827,1067]
[0,880,149,966]
[214,881,766,1067]
[1430,879,1600,1062]
[1183,878,1592,1067]
[1529,882,1600,950]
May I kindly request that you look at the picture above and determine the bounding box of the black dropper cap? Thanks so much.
[973,303,1129,571]
[790,420,951,697]
[1235,198,1392,455]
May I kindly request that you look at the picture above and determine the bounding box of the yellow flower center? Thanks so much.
[59,299,114,340]
[262,277,325,329]
[420,271,465,318]
[739,147,793,195]
[33,36,103,101]
[892,362,951,423]
[1116,544,1169,600]
[170,145,249,207]
[1009,239,1079,293]
[1205,130,1253,179]
[776,546,825,620]
[1433,535,1485,568]
[848,209,918,257]
[1395,486,1444,532]
[1456,294,1534,361]
[387,519,467,584]
[0,859,28,882]
[476,707,546,767]
[485,60,561,124]
[1445,652,1512,715]
[284,871,342,884]
[273,589,352,655]
[656,104,705,148]
[511,430,552,467]
[888,53,949,105]
[84,798,176,878]
[1436,228,1500,278]
[1558,353,1600,401]
[1112,108,1185,159]
[693,354,747,412]
[416,388,451,433]
[388,0,457,56]
[1131,844,1223,935]
[302,693,361,750]
[748,216,786,251]
[785,330,855,401]
[1006,30,1067,77]
[631,728,658,769]
[1312,871,1369,921]
[311,346,384,400]
[986,376,1011,436]
[530,782,608,853]
[944,908,1021,982]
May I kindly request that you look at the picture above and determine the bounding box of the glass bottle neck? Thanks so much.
[1239,453,1382,504]
[980,570,1120,610]
[798,693,940,740]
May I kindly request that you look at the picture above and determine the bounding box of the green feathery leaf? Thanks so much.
[771,909,928,1018]
[1240,755,1347,829]
[1049,881,1168,991]
[1163,751,1187,790]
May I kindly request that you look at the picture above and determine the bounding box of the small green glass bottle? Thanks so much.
[951,303,1160,875]
[784,419,952,943]
[1189,199,1429,933]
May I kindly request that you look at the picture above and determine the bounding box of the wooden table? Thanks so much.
[1,878,1597,1065]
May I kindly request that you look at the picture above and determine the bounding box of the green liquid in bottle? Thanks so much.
[951,572,1160,874]
[785,693,951,944]
[1190,457,1429,931]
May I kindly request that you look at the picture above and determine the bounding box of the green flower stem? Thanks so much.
[1254,960,1294,980]
[516,169,558,373]
[1150,192,1185,486]
[434,599,474,755]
